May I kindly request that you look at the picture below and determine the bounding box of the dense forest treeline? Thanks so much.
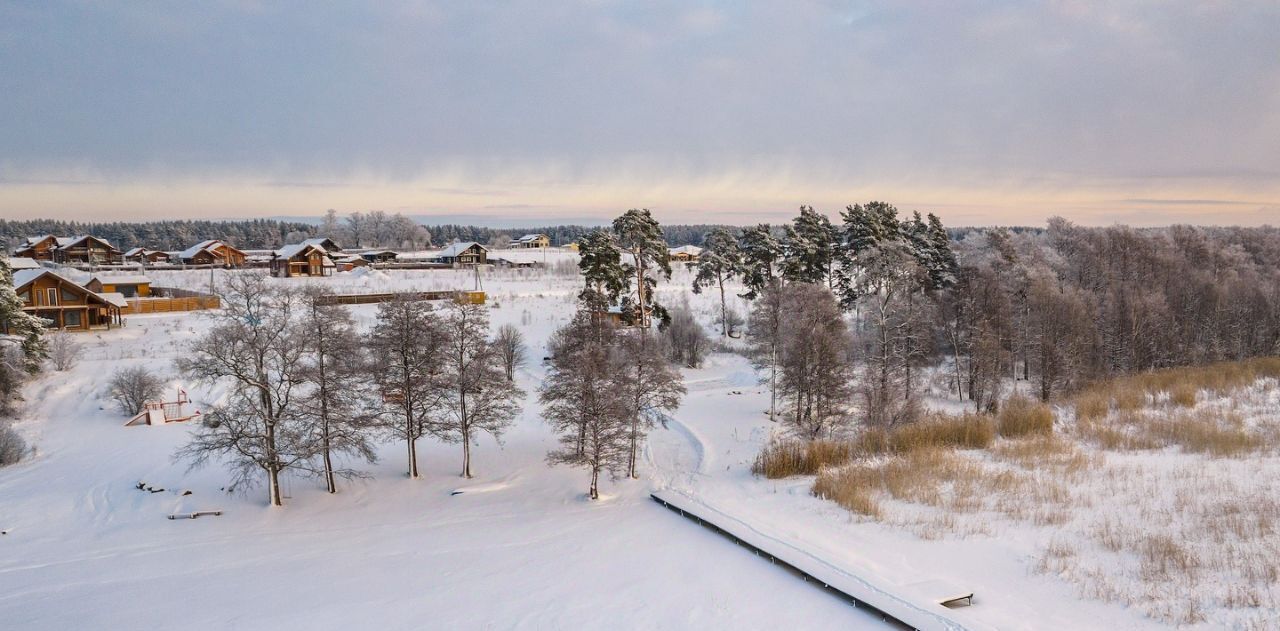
[0,215,731,251]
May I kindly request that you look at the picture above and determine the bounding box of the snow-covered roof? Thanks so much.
[517,233,547,242]
[178,240,220,259]
[98,292,130,308]
[12,268,44,288]
[56,235,115,250]
[274,242,327,259]
[90,274,151,286]
[4,257,40,270]
[669,245,702,256]
[438,241,486,257]
[21,235,55,247]
[124,247,146,257]
[303,237,341,250]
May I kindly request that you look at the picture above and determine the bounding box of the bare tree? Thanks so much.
[541,312,630,499]
[0,420,25,466]
[300,290,378,493]
[663,298,710,368]
[776,284,856,438]
[489,234,513,250]
[367,295,448,479]
[746,279,787,421]
[493,324,527,381]
[47,331,81,372]
[437,302,524,478]
[616,331,685,479]
[107,366,165,415]
[176,274,311,507]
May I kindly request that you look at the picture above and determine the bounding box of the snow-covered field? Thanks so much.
[0,252,1258,629]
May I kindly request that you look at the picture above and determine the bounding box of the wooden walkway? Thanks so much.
[650,490,979,631]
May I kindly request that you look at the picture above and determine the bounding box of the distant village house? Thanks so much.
[435,242,488,266]
[178,240,247,267]
[86,274,152,298]
[123,247,171,265]
[514,234,551,249]
[15,235,122,265]
[271,242,336,277]
[668,245,702,263]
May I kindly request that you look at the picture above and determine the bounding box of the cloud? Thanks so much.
[0,1,1277,224]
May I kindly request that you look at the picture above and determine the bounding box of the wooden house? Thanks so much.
[178,240,247,267]
[8,269,123,331]
[86,274,152,298]
[334,255,369,272]
[514,233,551,249]
[668,245,702,263]
[54,236,123,265]
[123,247,171,265]
[271,242,336,277]
[359,250,398,264]
[15,235,121,265]
[435,242,488,266]
[13,236,60,261]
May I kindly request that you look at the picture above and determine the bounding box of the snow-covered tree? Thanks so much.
[368,295,448,479]
[612,209,672,329]
[663,298,710,368]
[615,331,685,479]
[775,283,856,438]
[577,229,630,312]
[437,302,524,478]
[692,227,743,336]
[0,257,47,373]
[781,206,836,286]
[176,274,311,507]
[493,324,526,381]
[540,313,630,499]
[746,279,787,421]
[738,224,782,301]
[300,290,378,493]
[107,366,164,415]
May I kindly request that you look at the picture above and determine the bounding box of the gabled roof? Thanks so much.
[55,235,119,252]
[438,241,487,257]
[275,242,327,259]
[669,245,702,255]
[517,233,547,241]
[179,240,221,259]
[124,247,146,257]
[302,237,342,251]
[12,269,115,307]
[21,235,56,247]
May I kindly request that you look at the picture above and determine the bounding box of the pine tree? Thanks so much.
[0,258,47,373]
[691,228,743,335]
[577,230,630,312]
[780,206,836,286]
[924,213,959,290]
[738,224,781,300]
[612,209,672,329]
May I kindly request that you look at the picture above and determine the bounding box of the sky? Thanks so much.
[1,1,1278,227]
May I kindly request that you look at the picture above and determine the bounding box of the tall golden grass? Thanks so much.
[997,396,1055,438]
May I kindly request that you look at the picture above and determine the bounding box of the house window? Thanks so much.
[63,310,81,328]
[61,288,79,302]
[46,288,58,305]
[17,290,30,304]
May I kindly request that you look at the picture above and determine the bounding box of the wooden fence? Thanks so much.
[120,295,220,315]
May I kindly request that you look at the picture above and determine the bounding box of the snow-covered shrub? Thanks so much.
[0,421,26,466]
